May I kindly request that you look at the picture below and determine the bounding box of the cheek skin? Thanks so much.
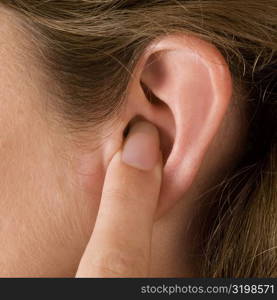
[72,118,125,198]
[0,8,126,275]
[0,104,105,275]
[75,152,105,195]
[0,14,104,275]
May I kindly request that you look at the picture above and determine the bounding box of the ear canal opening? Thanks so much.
[139,80,175,166]
[123,123,130,139]
[140,80,164,106]
[122,115,147,139]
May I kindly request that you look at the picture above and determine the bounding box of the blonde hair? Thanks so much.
[2,0,276,277]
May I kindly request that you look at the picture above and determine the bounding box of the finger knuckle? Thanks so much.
[104,188,130,202]
[95,250,147,277]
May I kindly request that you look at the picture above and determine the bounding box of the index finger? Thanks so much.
[76,121,163,277]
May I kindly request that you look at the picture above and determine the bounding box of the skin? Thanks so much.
[0,7,246,277]
[77,122,163,277]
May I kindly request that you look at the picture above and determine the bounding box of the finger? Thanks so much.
[76,121,163,278]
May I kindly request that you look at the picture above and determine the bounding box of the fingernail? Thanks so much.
[121,121,161,171]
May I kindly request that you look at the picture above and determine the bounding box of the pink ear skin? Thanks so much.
[76,34,232,219]
[123,34,232,218]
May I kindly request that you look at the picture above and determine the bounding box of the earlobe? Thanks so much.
[122,34,233,217]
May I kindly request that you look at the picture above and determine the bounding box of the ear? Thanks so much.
[116,34,232,217]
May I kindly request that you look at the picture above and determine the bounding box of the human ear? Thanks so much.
[117,33,233,217]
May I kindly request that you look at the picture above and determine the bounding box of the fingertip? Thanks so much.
[121,121,161,171]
